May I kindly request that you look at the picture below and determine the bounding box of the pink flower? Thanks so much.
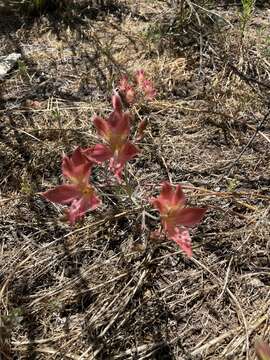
[135,69,156,100]
[42,147,101,224]
[151,182,207,257]
[119,75,135,105]
[84,94,139,182]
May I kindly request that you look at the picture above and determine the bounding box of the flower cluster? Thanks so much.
[42,93,140,222]
[119,69,156,105]
[42,70,206,257]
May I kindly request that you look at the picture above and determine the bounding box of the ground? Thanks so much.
[0,1,270,359]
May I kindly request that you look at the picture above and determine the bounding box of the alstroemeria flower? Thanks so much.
[135,69,156,100]
[84,94,139,182]
[42,147,101,224]
[119,75,135,105]
[151,182,206,257]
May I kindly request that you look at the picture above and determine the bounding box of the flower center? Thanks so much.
[110,134,126,152]
[81,185,94,197]
[163,207,179,225]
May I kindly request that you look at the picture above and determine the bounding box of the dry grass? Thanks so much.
[0,1,270,359]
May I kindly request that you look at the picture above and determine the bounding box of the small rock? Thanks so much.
[0,53,21,80]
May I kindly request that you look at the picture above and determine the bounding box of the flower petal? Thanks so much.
[118,142,139,163]
[71,147,88,166]
[142,79,156,100]
[83,144,112,163]
[113,112,131,139]
[135,69,156,100]
[173,185,186,206]
[119,76,135,105]
[151,182,174,214]
[151,198,166,214]
[125,89,135,104]
[135,69,145,87]
[42,184,80,205]
[62,148,91,185]
[175,207,207,227]
[108,109,122,127]
[110,142,139,181]
[171,228,192,257]
[93,115,111,140]
[107,109,131,141]
[67,193,101,224]
[160,181,174,204]
[62,155,74,180]
[112,94,122,113]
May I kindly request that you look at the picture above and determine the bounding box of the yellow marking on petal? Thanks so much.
[81,186,94,197]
